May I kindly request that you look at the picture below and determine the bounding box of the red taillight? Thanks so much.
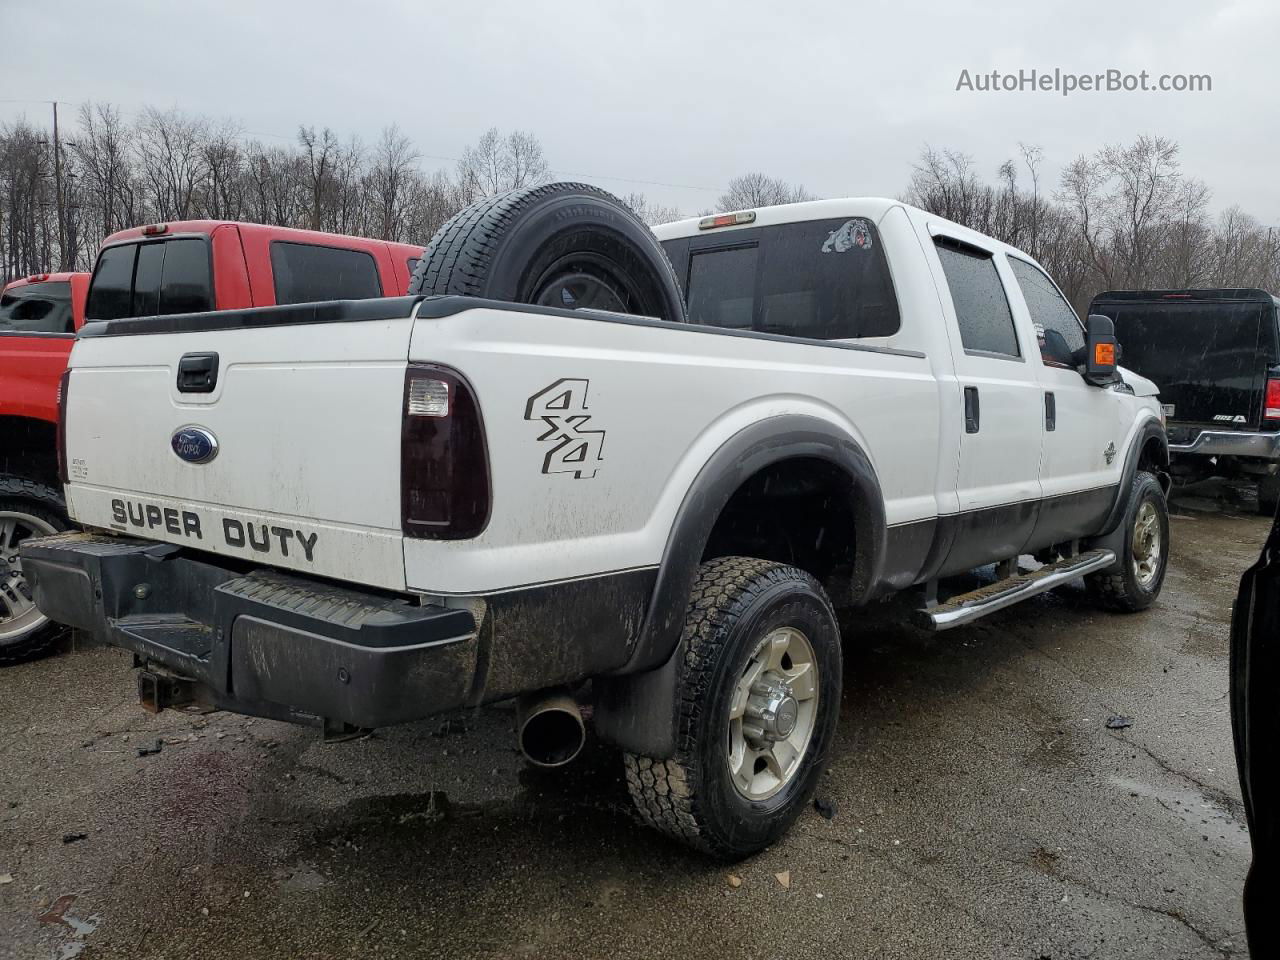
[56,369,71,485]
[142,223,168,236]
[1266,378,1280,421]
[401,363,490,540]
[27,273,50,283]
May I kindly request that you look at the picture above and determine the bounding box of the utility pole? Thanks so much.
[52,100,66,271]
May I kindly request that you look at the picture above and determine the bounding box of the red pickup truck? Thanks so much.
[0,222,425,662]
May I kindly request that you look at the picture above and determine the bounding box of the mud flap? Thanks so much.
[593,647,682,758]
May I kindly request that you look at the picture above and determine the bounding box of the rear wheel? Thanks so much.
[624,557,842,859]
[1086,471,1170,612]
[409,182,686,323]
[0,476,71,664]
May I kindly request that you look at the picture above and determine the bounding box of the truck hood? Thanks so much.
[1120,366,1159,398]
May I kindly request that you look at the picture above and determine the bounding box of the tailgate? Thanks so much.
[1104,300,1274,430]
[63,306,416,591]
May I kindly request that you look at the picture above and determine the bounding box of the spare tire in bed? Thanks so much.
[409,182,686,322]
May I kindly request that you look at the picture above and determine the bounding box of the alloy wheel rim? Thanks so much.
[0,510,56,642]
[726,626,819,801]
[1132,500,1162,589]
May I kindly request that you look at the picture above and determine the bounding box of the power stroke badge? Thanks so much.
[524,379,606,479]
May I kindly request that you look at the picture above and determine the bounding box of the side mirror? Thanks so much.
[1083,314,1119,385]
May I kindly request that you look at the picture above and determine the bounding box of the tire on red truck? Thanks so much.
[0,475,71,664]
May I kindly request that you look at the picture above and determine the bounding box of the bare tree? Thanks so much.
[134,107,208,222]
[623,191,682,226]
[8,102,1277,306]
[200,120,246,221]
[505,130,549,192]
[73,103,139,241]
[1099,135,1183,287]
[298,125,339,232]
[456,127,549,204]
[403,169,466,243]
[1057,153,1113,292]
[369,125,418,241]
[716,172,815,212]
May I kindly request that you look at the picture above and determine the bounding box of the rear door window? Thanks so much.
[934,239,1020,357]
[86,238,213,321]
[673,217,901,340]
[270,242,383,304]
[0,281,74,333]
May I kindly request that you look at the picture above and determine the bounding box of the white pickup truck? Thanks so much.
[22,183,1170,858]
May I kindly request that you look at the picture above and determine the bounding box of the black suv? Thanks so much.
[1090,289,1280,513]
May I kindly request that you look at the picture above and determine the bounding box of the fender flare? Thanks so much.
[1097,417,1169,538]
[594,414,885,757]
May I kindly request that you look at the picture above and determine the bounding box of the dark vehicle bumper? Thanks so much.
[19,532,478,730]
[1168,428,1280,460]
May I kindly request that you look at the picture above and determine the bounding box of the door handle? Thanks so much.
[177,352,219,393]
[1045,391,1056,431]
[963,386,980,434]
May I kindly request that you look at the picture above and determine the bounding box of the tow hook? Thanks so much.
[137,669,195,714]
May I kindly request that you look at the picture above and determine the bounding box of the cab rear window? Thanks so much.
[270,242,382,305]
[0,281,74,334]
[87,238,213,321]
[664,217,901,340]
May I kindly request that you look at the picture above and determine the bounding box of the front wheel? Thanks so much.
[624,557,842,859]
[1086,471,1170,612]
[0,476,71,664]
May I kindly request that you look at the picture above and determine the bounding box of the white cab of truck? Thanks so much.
[23,183,1169,858]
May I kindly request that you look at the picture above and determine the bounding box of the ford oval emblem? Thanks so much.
[171,426,219,464]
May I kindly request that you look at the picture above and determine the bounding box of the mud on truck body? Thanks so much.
[22,183,1171,858]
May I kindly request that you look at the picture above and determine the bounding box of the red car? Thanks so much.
[0,223,425,662]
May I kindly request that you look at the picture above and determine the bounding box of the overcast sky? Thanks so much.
[2,0,1275,221]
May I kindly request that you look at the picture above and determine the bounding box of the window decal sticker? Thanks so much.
[821,218,874,253]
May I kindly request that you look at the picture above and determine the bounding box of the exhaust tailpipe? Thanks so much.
[516,689,586,768]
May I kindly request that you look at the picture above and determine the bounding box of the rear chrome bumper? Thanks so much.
[19,532,478,730]
[1168,429,1280,460]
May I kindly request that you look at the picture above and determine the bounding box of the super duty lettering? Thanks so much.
[108,499,317,561]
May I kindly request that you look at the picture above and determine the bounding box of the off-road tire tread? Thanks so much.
[0,475,70,664]
[1086,470,1166,612]
[623,556,832,858]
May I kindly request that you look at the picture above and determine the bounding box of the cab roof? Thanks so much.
[100,220,425,257]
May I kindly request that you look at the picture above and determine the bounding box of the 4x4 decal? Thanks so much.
[524,379,606,479]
